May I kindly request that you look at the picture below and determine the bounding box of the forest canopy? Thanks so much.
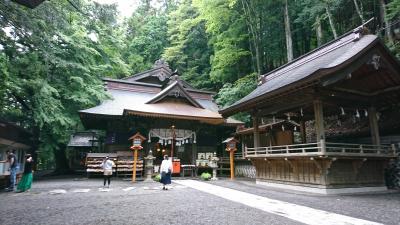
[0,0,399,170]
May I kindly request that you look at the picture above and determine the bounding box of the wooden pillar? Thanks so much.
[253,115,260,149]
[368,107,380,145]
[132,149,138,182]
[313,100,326,154]
[192,143,197,165]
[230,150,235,180]
[300,120,306,143]
[313,100,325,141]
[241,140,245,158]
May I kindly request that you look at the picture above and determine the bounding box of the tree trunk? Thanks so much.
[240,0,261,75]
[379,0,394,44]
[325,5,338,39]
[283,0,293,62]
[316,15,323,46]
[353,0,365,24]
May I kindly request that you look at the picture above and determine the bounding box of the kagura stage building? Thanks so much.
[221,27,400,194]
[79,60,242,175]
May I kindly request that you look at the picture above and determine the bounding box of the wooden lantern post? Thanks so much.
[128,132,146,183]
[170,125,176,160]
[223,137,239,180]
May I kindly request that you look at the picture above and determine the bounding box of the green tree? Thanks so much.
[123,2,169,74]
[163,0,214,90]
[0,1,122,171]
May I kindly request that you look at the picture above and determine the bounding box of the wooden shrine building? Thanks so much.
[220,27,400,194]
[79,60,242,176]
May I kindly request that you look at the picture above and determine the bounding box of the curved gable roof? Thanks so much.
[220,29,386,116]
[146,81,204,109]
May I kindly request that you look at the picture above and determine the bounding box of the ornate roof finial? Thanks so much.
[153,59,170,69]
[169,69,180,83]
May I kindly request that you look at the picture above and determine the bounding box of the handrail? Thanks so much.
[245,141,396,158]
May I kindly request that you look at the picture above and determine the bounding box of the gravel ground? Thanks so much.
[210,179,400,225]
[0,177,398,225]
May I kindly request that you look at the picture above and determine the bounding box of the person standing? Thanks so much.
[6,150,18,192]
[17,154,34,192]
[160,155,173,190]
[100,156,115,188]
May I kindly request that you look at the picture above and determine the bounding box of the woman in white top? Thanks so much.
[160,155,173,190]
[100,156,115,188]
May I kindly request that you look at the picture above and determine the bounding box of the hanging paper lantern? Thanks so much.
[185,139,189,144]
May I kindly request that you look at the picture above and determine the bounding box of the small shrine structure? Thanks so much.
[220,27,400,194]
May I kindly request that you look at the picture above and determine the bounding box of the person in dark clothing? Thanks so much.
[5,150,18,191]
[17,154,34,192]
[160,155,173,190]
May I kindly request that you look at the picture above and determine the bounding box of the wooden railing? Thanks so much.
[245,141,397,158]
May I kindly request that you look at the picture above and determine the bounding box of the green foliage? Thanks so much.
[193,0,251,84]
[153,174,161,182]
[123,3,169,74]
[200,172,212,181]
[1,0,398,171]
[0,1,119,170]
[215,73,257,123]
[163,0,214,90]
[387,0,400,20]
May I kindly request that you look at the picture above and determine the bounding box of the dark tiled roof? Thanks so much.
[220,31,379,115]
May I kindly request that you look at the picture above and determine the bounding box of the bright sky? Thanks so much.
[92,0,139,18]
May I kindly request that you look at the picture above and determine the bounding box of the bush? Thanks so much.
[153,174,161,182]
[200,172,212,181]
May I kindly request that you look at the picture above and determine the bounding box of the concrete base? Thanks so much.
[256,180,388,195]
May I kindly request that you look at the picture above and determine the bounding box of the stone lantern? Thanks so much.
[209,152,219,181]
[144,150,155,182]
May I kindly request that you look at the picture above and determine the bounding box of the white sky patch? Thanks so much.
[87,32,98,42]
[2,26,16,40]
[91,0,139,18]
[174,180,383,225]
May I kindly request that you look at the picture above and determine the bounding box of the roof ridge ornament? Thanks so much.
[353,18,373,41]
[153,59,170,70]
[168,69,180,84]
